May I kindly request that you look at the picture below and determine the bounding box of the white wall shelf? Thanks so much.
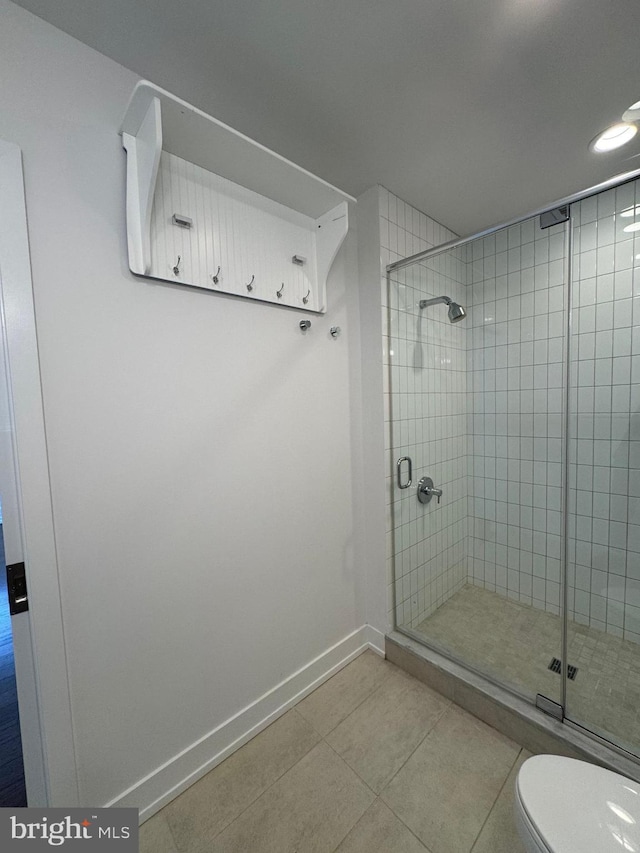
[120,81,355,313]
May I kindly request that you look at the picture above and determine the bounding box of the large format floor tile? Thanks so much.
[139,812,178,853]
[471,750,530,853]
[296,650,393,736]
[209,741,375,853]
[381,704,521,853]
[326,666,450,791]
[334,799,430,853]
[142,650,539,853]
[165,709,320,852]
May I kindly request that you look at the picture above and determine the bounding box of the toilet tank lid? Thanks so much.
[517,755,640,853]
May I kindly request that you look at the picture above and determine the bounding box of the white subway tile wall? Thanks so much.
[568,179,640,644]
[466,216,568,617]
[379,187,468,630]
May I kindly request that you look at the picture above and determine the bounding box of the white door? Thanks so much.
[0,139,77,806]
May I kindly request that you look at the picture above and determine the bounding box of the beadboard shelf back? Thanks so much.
[120,81,355,313]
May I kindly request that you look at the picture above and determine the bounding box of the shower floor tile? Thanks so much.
[413,584,640,756]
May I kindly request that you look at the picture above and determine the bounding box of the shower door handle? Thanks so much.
[396,456,412,489]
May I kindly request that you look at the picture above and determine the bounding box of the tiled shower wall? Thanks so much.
[465,218,567,615]
[568,179,640,643]
[380,187,469,629]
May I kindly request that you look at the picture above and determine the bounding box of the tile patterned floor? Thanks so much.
[140,650,529,853]
[414,584,640,756]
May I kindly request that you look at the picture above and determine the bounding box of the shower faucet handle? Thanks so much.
[417,476,442,505]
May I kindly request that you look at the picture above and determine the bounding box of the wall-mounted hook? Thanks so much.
[276,283,285,299]
[330,326,341,339]
[172,213,192,229]
[303,290,311,305]
[299,319,311,331]
[246,275,255,292]
[172,256,181,276]
[211,266,221,285]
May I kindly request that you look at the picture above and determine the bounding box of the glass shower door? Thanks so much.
[564,177,640,757]
[389,210,568,711]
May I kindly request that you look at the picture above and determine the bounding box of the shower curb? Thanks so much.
[386,630,640,783]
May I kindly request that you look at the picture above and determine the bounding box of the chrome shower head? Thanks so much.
[447,301,466,323]
[419,295,466,323]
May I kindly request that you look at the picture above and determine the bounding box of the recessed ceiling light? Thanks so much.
[589,123,638,153]
[621,205,640,217]
[623,222,640,233]
[623,100,640,123]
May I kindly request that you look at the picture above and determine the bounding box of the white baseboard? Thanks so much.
[107,624,382,822]
[363,624,385,656]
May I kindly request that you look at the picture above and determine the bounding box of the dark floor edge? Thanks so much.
[386,630,640,784]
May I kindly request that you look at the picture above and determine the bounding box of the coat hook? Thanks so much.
[246,275,255,292]
[211,266,221,285]
[303,289,311,305]
[172,256,181,276]
[276,283,284,299]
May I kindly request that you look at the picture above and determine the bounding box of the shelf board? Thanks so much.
[121,81,356,221]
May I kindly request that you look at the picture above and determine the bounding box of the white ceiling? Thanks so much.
[11,0,640,236]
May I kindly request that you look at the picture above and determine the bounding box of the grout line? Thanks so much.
[156,810,180,853]
[374,797,437,853]
[321,737,378,797]
[162,709,321,847]
[321,701,449,853]
[172,656,395,846]
[320,660,452,798]
[297,656,396,739]
[324,795,436,853]
[469,746,525,853]
[378,693,453,791]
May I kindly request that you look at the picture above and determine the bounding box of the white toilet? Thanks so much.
[515,754,640,852]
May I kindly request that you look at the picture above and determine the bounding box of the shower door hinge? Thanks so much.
[539,205,570,229]
[536,693,564,721]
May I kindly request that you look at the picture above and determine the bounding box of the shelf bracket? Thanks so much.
[314,201,349,313]
[122,96,162,275]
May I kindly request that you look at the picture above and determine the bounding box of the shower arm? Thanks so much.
[419,296,452,309]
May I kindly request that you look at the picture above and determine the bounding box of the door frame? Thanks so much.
[0,139,78,806]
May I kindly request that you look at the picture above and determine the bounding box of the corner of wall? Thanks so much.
[354,186,390,636]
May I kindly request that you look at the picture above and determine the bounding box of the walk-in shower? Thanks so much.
[387,167,640,762]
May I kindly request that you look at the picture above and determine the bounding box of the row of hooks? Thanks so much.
[171,257,312,304]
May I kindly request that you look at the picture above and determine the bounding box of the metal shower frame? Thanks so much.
[387,167,640,275]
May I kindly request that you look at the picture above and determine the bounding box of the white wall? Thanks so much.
[0,0,371,813]
[355,186,389,635]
